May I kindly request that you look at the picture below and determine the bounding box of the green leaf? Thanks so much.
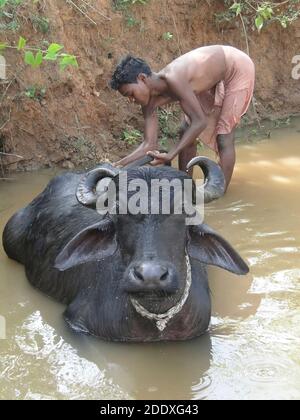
[17,36,26,51]
[44,52,58,61]
[24,51,35,66]
[33,50,43,68]
[267,7,274,17]
[230,2,242,16]
[255,15,264,31]
[257,5,274,21]
[24,50,43,68]
[25,86,36,98]
[44,44,64,61]
[47,43,64,55]
[59,55,78,71]
[280,20,287,28]
[162,32,173,41]
[0,0,7,8]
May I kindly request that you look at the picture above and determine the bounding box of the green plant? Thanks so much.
[162,32,173,41]
[24,85,46,100]
[0,1,78,71]
[30,14,50,34]
[114,0,148,11]
[113,0,147,28]
[0,0,23,32]
[158,107,180,148]
[216,1,300,32]
[121,128,142,145]
[125,14,139,27]
[1,37,78,70]
[273,117,291,128]
[24,85,36,99]
[0,0,51,34]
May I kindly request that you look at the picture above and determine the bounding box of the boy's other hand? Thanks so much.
[147,150,173,166]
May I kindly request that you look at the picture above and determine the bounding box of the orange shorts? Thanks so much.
[185,46,255,152]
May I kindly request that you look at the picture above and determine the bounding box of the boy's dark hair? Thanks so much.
[110,55,152,90]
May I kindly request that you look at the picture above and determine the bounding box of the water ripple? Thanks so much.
[0,311,132,400]
[244,360,291,383]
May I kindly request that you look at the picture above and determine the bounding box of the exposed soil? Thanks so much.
[0,0,299,172]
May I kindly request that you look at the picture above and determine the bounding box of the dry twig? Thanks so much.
[66,0,97,25]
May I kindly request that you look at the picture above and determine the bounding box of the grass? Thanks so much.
[121,128,142,146]
[158,107,180,148]
[0,0,50,34]
[113,0,148,11]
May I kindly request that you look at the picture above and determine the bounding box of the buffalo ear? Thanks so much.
[187,224,249,275]
[54,220,117,271]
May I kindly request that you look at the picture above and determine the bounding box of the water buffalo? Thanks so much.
[2,156,249,342]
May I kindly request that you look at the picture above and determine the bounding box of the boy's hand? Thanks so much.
[147,150,173,166]
[116,142,157,167]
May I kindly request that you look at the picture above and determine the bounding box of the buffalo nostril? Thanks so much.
[160,271,169,281]
[133,268,144,282]
[132,263,170,285]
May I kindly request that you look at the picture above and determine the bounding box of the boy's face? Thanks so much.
[119,75,151,107]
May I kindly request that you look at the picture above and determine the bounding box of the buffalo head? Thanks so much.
[54,156,248,339]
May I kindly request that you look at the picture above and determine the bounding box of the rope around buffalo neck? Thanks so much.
[130,254,192,332]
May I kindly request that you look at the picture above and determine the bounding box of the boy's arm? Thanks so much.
[148,77,207,164]
[116,107,159,167]
[116,94,175,167]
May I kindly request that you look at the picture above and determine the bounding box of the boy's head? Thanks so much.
[110,55,152,106]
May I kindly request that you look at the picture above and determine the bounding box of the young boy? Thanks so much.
[110,45,255,190]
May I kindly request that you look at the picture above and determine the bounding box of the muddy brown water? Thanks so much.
[1,120,300,400]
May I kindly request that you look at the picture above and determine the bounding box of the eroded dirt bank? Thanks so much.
[0,0,299,172]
